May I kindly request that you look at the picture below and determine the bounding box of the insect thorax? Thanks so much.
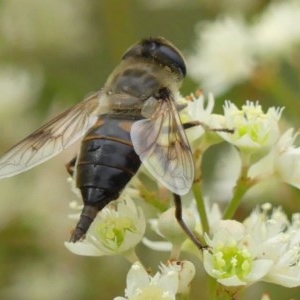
[107,64,162,96]
[101,59,181,117]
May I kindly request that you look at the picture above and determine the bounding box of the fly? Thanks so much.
[0,37,204,249]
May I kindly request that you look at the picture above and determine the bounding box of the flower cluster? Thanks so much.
[65,93,300,298]
[65,197,145,262]
[114,260,195,300]
[204,203,300,288]
[188,0,300,94]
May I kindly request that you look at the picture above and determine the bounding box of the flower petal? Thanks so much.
[64,241,104,256]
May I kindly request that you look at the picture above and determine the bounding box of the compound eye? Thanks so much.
[156,44,186,77]
[141,39,186,77]
[123,38,186,77]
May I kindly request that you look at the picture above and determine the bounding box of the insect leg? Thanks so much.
[173,193,207,251]
[182,120,203,130]
[66,156,77,177]
[183,120,234,133]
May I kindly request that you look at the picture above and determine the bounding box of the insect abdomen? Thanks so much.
[70,116,141,242]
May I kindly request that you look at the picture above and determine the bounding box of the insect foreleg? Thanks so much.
[182,120,203,130]
[173,193,207,251]
[182,121,234,133]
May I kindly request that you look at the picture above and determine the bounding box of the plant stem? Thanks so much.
[193,183,209,234]
[223,178,250,220]
[208,276,218,300]
[124,249,140,264]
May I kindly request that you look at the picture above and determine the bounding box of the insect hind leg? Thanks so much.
[66,156,77,177]
[173,193,207,251]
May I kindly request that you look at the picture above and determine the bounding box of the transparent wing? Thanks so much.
[0,92,101,179]
[130,96,194,195]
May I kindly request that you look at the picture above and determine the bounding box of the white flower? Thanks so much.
[214,101,283,154]
[249,129,300,189]
[252,0,300,57]
[188,2,300,94]
[181,92,215,143]
[65,198,146,257]
[204,220,273,286]
[263,231,300,287]
[159,260,195,295]
[188,17,255,95]
[244,204,300,287]
[243,203,289,247]
[114,262,178,300]
[203,204,300,288]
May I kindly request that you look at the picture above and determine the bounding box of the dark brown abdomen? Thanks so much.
[70,116,141,242]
